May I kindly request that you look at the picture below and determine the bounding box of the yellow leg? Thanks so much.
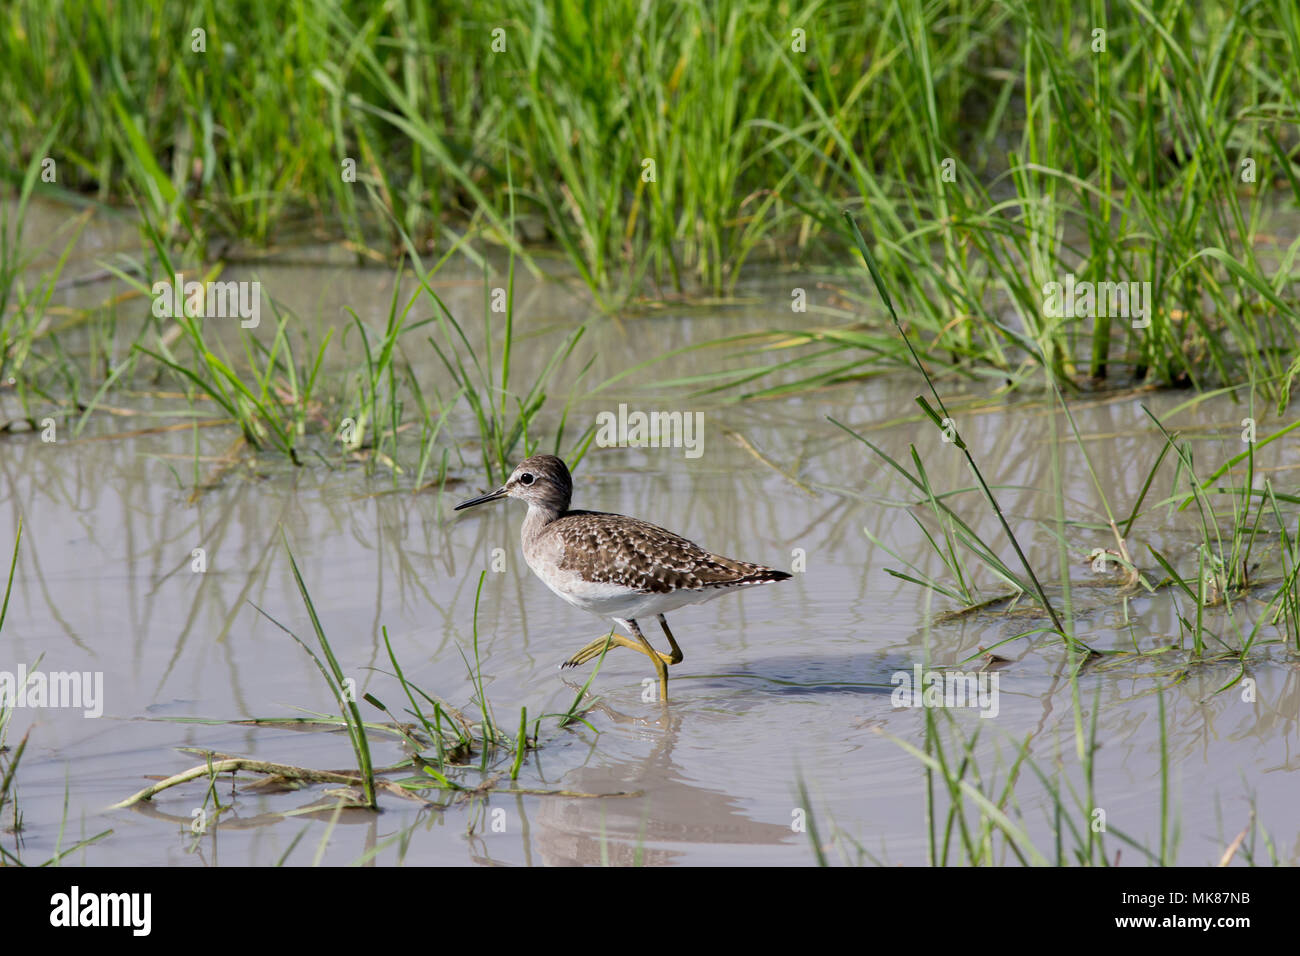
[624,621,670,702]
[657,614,684,664]
[560,620,672,701]
[562,631,674,668]
[626,619,669,702]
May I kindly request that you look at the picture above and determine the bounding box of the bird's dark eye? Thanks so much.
[519,473,534,485]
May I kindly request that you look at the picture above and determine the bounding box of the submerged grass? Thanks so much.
[809,656,1282,866]
[838,212,1070,638]
[409,196,595,487]
[9,192,594,489]
[805,678,1255,866]
[111,547,634,825]
[844,213,1299,668]
[0,520,113,865]
[804,211,1297,867]
[1140,405,1300,659]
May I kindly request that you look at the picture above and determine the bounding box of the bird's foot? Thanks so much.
[560,632,675,669]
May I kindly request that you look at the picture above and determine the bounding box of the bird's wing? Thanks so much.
[553,511,786,593]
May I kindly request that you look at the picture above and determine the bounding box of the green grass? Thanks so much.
[2,0,1296,486]
[249,553,522,809]
[800,220,1297,865]
[2,183,588,485]
[747,0,1300,397]
[1140,403,1300,658]
[837,212,1072,637]
[840,214,1298,674]
[807,680,1182,866]
[410,194,596,486]
[3,0,1297,393]
[111,550,640,831]
[0,140,590,481]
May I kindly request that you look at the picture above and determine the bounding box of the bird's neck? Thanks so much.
[522,500,563,541]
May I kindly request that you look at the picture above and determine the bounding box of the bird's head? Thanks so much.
[453,454,574,514]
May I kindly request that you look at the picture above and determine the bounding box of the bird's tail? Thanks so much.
[708,559,792,587]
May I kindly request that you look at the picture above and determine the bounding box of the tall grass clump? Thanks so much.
[6,0,1292,366]
[843,215,1300,673]
[759,1,1300,396]
[4,0,1298,436]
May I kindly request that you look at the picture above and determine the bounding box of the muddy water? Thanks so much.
[2,204,1298,865]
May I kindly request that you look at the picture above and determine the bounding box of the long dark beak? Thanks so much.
[454,486,508,511]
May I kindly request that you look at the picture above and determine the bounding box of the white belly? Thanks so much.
[529,561,732,621]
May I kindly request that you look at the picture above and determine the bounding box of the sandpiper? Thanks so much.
[454,454,790,701]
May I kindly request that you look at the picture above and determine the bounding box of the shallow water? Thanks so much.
[2,202,1298,865]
